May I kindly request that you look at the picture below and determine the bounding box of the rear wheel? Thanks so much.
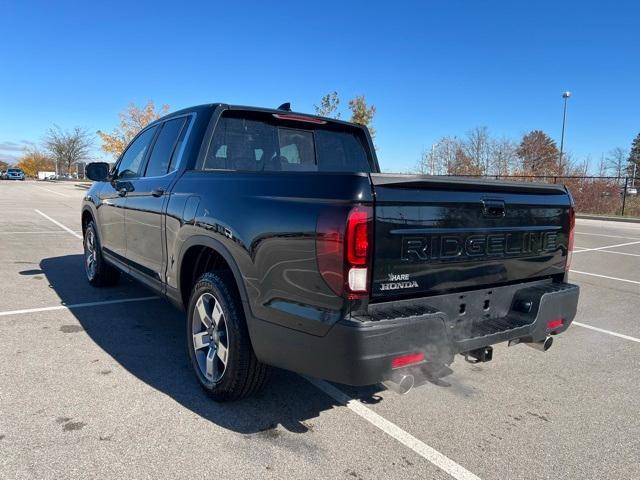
[84,221,120,287]
[187,272,270,401]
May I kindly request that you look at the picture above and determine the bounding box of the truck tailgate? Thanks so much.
[370,174,572,300]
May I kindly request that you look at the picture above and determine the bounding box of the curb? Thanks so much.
[577,213,640,224]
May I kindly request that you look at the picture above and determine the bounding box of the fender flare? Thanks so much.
[80,205,98,239]
[176,235,253,319]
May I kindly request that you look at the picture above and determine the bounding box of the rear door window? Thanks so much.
[203,113,371,173]
[144,117,187,177]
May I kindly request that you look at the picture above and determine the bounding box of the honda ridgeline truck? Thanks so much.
[82,103,579,400]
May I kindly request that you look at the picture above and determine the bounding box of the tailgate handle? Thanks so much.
[482,199,505,218]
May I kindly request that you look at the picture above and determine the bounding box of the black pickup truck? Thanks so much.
[82,103,579,400]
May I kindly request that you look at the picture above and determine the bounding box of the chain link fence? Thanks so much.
[449,175,640,217]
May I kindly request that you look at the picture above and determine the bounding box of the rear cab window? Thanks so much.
[202,110,373,173]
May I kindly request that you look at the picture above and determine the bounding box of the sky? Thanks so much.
[1,0,639,173]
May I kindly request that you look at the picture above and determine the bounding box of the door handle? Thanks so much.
[151,187,165,198]
[118,188,128,197]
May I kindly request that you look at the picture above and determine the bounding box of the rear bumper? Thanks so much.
[250,281,579,386]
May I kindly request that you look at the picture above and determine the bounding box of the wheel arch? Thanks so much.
[177,236,253,323]
[81,207,94,234]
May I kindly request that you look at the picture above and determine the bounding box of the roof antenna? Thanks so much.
[277,102,291,111]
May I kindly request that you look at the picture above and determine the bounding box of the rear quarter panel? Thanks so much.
[166,170,373,336]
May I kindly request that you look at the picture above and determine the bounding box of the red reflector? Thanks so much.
[346,209,370,265]
[391,352,425,369]
[547,319,563,330]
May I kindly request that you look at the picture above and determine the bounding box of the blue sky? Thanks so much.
[1,0,638,172]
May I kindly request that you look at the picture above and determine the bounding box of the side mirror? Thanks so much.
[85,162,110,182]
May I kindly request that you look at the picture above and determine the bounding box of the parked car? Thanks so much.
[82,103,579,401]
[0,170,6,179]
[5,168,25,180]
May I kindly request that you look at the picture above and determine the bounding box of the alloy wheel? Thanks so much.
[192,292,229,382]
[85,228,97,279]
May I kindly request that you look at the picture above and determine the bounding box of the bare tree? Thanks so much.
[490,137,517,176]
[314,92,341,119]
[44,126,94,175]
[606,147,628,178]
[463,127,491,174]
[413,137,463,175]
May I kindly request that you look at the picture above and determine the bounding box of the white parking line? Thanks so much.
[34,209,82,239]
[575,231,640,241]
[0,230,83,235]
[570,270,640,286]
[573,322,640,344]
[584,249,640,258]
[572,240,640,253]
[34,186,71,197]
[0,296,159,317]
[306,377,482,480]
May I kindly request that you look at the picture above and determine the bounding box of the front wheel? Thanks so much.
[83,221,120,287]
[187,272,270,401]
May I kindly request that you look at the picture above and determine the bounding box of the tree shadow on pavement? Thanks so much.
[40,254,386,434]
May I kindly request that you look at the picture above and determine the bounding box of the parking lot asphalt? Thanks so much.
[1,181,639,480]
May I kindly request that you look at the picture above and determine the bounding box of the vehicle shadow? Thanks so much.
[40,254,386,434]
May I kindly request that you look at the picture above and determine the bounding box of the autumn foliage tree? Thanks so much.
[314,92,340,118]
[98,101,169,158]
[515,130,560,176]
[16,148,55,177]
[348,95,376,139]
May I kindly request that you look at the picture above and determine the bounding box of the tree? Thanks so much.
[97,100,169,158]
[515,130,560,176]
[348,95,376,139]
[628,133,640,178]
[44,126,93,175]
[16,148,55,177]
[606,147,628,178]
[314,92,341,118]
[491,137,517,176]
[449,145,483,175]
[0,160,8,171]
[463,126,492,174]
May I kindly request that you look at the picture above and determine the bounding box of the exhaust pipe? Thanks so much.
[382,373,415,395]
[525,335,553,352]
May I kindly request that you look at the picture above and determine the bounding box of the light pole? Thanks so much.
[559,91,571,175]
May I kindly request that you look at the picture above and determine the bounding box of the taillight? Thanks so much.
[345,207,371,295]
[316,206,372,299]
[566,206,575,271]
[346,208,369,265]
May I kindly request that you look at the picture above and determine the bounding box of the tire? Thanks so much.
[186,271,270,401]
[83,221,120,287]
